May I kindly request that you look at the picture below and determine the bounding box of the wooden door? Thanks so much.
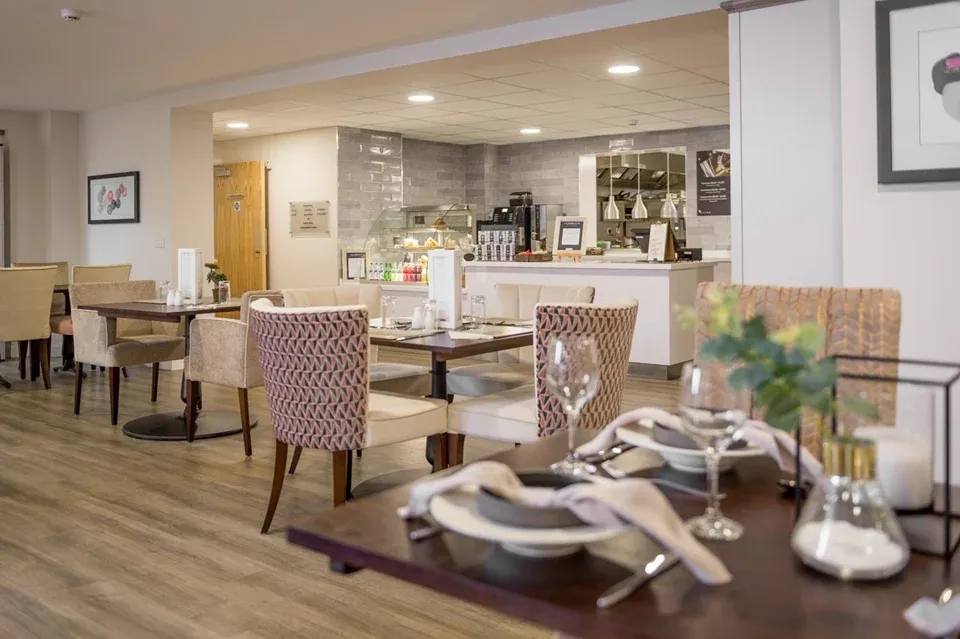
[213,162,267,310]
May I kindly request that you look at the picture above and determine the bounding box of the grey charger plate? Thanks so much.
[652,423,747,450]
[476,472,586,529]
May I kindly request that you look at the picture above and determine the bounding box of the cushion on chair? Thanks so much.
[447,385,539,444]
[445,362,532,397]
[49,315,73,335]
[105,334,186,368]
[363,393,447,448]
[369,362,432,396]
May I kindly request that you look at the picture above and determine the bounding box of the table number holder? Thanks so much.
[790,355,960,559]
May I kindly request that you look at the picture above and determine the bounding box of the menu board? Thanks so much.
[647,223,676,262]
[290,200,331,237]
[696,150,731,216]
[553,216,587,252]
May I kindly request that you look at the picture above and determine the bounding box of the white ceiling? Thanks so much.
[0,0,623,111]
[207,10,729,146]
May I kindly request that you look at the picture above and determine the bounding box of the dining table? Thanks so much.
[288,432,959,639]
[75,299,257,441]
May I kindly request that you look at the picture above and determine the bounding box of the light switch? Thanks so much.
[154,238,165,249]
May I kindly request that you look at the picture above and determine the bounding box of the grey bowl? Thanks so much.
[653,423,748,450]
[476,472,586,529]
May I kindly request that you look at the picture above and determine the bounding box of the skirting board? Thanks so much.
[627,361,687,380]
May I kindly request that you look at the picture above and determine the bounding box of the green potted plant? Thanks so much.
[204,260,228,303]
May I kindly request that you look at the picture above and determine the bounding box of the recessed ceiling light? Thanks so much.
[520,127,541,135]
[226,122,249,129]
[608,64,640,75]
[408,94,435,103]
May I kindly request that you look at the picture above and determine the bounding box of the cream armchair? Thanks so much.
[71,280,186,425]
[282,285,432,396]
[186,290,283,456]
[0,266,58,389]
[445,283,596,398]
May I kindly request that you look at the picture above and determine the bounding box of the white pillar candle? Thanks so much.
[855,426,933,511]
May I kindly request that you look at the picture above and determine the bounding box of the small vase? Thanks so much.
[791,437,910,581]
[212,287,222,303]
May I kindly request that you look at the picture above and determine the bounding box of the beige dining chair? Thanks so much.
[249,299,448,533]
[447,299,638,465]
[186,290,283,456]
[0,266,58,389]
[66,263,134,374]
[446,283,596,398]
[282,285,432,397]
[12,261,70,377]
[694,283,902,452]
[70,280,186,425]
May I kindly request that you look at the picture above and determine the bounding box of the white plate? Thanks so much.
[428,488,629,558]
[615,425,765,474]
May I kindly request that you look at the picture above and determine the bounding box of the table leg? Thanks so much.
[61,290,75,372]
[425,355,448,466]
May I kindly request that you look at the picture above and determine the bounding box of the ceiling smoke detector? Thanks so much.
[61,8,82,21]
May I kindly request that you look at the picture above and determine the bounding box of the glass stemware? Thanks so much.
[676,363,750,541]
[546,335,600,477]
[381,295,398,329]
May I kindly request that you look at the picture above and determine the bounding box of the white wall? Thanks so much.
[214,128,339,289]
[170,108,214,292]
[0,110,46,262]
[730,0,843,286]
[40,111,82,267]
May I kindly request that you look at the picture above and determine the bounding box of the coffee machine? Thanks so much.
[490,191,556,252]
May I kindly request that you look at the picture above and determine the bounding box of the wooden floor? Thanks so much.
[0,351,678,639]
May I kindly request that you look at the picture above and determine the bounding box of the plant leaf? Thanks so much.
[742,316,767,341]
[729,363,773,391]
[843,395,880,422]
[699,335,742,363]
[796,358,837,393]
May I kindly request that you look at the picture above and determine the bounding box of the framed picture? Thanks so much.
[87,171,139,224]
[552,216,587,253]
[877,0,960,184]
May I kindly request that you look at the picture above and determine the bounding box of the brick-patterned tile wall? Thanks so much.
[496,125,731,250]
[465,144,499,212]
[337,127,403,248]
[401,138,466,207]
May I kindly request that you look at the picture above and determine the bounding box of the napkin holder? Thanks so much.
[177,248,203,304]
[427,248,462,329]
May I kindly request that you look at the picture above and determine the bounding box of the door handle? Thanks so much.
[254,228,261,254]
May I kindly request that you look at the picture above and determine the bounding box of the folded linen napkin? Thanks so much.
[904,593,960,637]
[575,407,823,484]
[398,461,731,586]
[448,330,495,341]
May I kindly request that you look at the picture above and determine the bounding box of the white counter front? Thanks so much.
[466,260,717,378]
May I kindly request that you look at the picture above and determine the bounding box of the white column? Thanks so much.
[729,0,843,286]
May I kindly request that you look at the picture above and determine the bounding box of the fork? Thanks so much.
[596,553,681,609]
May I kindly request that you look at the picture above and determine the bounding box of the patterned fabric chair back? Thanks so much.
[249,299,370,451]
[534,299,638,438]
[281,285,382,362]
[694,283,901,450]
[494,283,596,365]
[240,290,284,323]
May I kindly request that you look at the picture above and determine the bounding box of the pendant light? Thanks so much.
[634,154,648,219]
[602,156,621,221]
[661,151,678,219]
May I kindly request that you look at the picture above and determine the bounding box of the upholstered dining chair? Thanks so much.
[282,285,432,397]
[446,299,638,465]
[186,290,283,456]
[71,280,186,425]
[446,283,596,398]
[60,263,134,374]
[0,266,58,389]
[249,299,448,533]
[12,261,69,378]
[693,283,902,452]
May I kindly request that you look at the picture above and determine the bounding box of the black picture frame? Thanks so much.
[876,0,960,184]
[87,171,140,224]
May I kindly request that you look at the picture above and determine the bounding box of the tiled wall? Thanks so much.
[337,127,403,247]
[496,125,731,250]
[401,138,466,207]
[465,144,499,212]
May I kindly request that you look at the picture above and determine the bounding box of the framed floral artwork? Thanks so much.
[87,171,140,224]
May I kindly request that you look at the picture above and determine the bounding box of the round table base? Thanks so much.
[350,469,431,500]
[122,410,258,441]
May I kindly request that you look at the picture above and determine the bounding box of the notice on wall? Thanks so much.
[696,150,731,216]
[290,200,331,237]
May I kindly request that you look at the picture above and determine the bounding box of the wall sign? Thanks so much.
[344,251,366,280]
[696,150,731,216]
[290,200,330,237]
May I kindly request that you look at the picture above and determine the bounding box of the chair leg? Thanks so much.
[18,341,27,379]
[238,388,252,457]
[29,340,39,381]
[73,363,84,415]
[356,449,362,459]
[447,434,465,467]
[332,450,349,507]
[108,367,120,425]
[46,337,52,371]
[100,366,105,372]
[186,381,200,442]
[122,367,129,379]
[432,434,449,473]
[261,441,289,534]
[150,363,160,403]
[288,446,303,475]
[38,340,51,390]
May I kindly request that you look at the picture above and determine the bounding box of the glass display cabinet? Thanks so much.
[364,204,475,282]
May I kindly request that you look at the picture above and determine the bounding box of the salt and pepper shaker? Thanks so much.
[173,289,184,306]
[166,289,177,306]
[423,300,437,331]
[411,306,425,330]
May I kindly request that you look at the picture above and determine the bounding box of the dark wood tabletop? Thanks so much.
[371,330,532,361]
[287,434,957,639]
[77,299,242,323]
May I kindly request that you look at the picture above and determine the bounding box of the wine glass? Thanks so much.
[677,363,750,541]
[546,335,600,476]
